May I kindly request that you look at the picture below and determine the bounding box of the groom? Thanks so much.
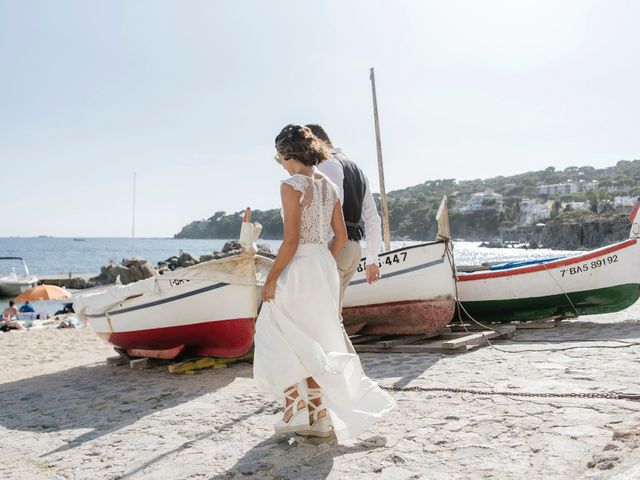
[306,124,382,309]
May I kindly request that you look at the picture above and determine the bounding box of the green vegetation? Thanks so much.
[175,160,640,240]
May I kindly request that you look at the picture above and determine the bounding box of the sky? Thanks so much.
[1,0,639,237]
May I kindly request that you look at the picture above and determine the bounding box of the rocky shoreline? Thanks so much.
[43,241,276,290]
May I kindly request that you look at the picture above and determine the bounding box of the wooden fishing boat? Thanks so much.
[342,240,456,335]
[75,212,272,359]
[456,204,640,323]
[342,197,456,335]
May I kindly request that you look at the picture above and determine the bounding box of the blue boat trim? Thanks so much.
[85,282,229,319]
[349,258,445,286]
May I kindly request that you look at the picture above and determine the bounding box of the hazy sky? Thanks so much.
[1,0,639,237]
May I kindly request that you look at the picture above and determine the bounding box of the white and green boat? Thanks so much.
[456,204,640,323]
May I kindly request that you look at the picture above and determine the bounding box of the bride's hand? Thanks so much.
[262,279,276,302]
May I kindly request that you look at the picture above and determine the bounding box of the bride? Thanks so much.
[254,124,395,442]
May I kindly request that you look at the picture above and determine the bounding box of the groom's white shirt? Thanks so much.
[317,147,383,266]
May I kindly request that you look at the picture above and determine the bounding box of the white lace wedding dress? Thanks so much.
[253,172,395,442]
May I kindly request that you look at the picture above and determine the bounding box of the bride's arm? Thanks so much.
[329,200,347,258]
[262,184,301,301]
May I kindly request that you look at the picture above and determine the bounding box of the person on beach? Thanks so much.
[19,301,35,313]
[253,124,395,441]
[305,124,382,308]
[1,300,24,331]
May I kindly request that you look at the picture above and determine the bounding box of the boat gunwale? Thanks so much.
[356,239,447,263]
[457,238,637,282]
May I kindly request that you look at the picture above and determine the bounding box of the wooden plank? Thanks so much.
[355,343,453,354]
[106,355,127,366]
[350,335,384,345]
[515,320,558,329]
[442,330,500,350]
[168,350,254,374]
[448,323,497,332]
[375,333,442,348]
[130,358,152,370]
[495,325,517,338]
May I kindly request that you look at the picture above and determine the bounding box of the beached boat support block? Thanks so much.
[106,355,128,366]
[168,350,254,374]
[352,326,516,354]
[130,358,152,370]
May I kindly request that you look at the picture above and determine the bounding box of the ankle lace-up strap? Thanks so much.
[307,387,326,422]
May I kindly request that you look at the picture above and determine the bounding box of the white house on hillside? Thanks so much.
[465,189,503,213]
[536,180,599,196]
[614,196,637,209]
[519,198,550,224]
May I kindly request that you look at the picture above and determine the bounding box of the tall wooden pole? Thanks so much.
[131,171,136,258]
[370,67,391,251]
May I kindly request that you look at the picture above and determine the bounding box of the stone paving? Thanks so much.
[2,306,640,479]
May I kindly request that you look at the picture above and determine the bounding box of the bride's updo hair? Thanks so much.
[275,124,329,167]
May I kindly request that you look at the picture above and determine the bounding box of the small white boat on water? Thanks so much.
[0,257,38,298]
[342,197,456,335]
[456,204,640,323]
[75,212,273,359]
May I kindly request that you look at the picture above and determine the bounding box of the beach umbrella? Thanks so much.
[15,284,72,302]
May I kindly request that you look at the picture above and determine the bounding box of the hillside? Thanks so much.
[175,159,640,247]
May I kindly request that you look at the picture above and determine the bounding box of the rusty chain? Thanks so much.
[381,385,640,401]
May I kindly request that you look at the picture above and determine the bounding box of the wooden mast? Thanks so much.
[131,171,136,258]
[369,67,391,251]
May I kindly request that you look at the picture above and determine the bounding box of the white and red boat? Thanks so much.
[342,197,456,335]
[75,213,272,359]
[456,204,640,323]
[342,241,456,335]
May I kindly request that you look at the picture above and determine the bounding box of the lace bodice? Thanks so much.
[281,173,339,244]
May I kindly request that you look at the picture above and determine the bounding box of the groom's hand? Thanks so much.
[365,264,381,284]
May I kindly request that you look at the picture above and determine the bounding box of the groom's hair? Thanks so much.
[305,124,333,147]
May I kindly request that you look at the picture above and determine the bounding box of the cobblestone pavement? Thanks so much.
[2,306,640,479]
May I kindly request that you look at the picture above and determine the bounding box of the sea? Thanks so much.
[0,236,577,312]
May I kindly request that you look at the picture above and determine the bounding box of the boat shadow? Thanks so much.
[0,361,249,456]
[511,318,640,343]
[359,352,441,389]
[211,434,388,480]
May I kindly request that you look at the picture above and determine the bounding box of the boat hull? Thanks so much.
[342,241,456,335]
[0,280,38,297]
[83,281,258,359]
[457,238,640,323]
[97,317,255,358]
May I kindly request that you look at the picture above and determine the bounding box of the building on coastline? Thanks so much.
[565,201,590,211]
[536,180,599,196]
[519,198,551,224]
[607,184,632,194]
[464,189,503,213]
[613,196,637,212]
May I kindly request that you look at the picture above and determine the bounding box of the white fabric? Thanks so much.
[254,187,395,443]
[317,148,383,265]
[281,173,339,245]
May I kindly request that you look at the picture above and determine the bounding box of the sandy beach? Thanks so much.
[2,306,640,480]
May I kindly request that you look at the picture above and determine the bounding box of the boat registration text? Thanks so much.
[559,255,619,277]
[356,251,408,273]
